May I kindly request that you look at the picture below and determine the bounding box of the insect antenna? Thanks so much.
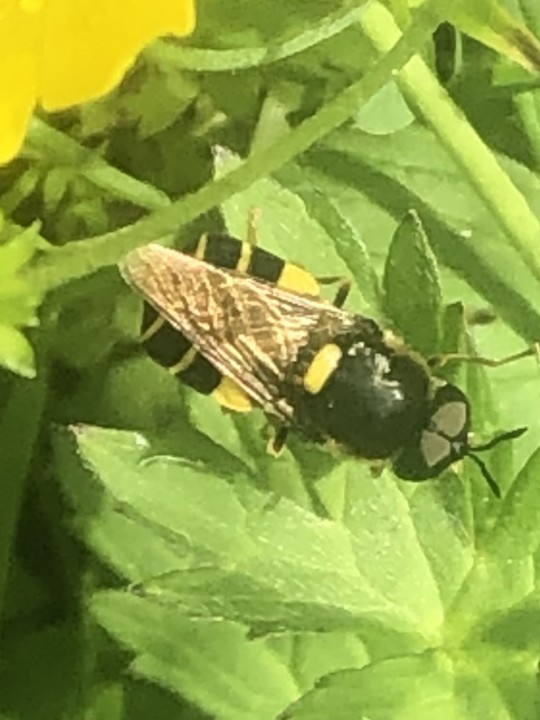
[467,453,501,498]
[471,426,527,453]
[468,427,528,497]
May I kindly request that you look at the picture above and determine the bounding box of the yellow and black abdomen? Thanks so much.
[141,303,222,394]
[184,233,320,295]
[139,233,319,411]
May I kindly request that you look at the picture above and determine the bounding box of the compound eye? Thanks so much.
[430,400,468,440]
[420,430,452,469]
[393,389,471,480]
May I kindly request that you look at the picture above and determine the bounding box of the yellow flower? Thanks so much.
[0,0,196,164]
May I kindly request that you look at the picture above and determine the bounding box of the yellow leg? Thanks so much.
[429,343,540,369]
[246,207,261,247]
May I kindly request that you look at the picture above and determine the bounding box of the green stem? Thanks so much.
[153,2,366,71]
[0,373,46,625]
[361,4,540,285]
[26,0,443,295]
[27,119,171,211]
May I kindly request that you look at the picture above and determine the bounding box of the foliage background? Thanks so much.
[2,1,540,719]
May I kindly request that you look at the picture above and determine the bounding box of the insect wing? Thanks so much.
[121,244,352,419]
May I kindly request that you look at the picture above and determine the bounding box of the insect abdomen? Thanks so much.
[138,234,318,412]
[185,234,320,295]
[141,304,221,392]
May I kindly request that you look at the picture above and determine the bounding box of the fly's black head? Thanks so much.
[393,383,527,496]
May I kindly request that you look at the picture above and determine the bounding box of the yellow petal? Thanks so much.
[0,2,39,163]
[40,0,196,109]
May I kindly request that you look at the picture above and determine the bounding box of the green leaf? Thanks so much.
[354,80,415,135]
[436,302,467,385]
[53,420,540,717]
[440,302,466,355]
[42,167,70,213]
[0,167,41,216]
[446,0,540,73]
[92,593,298,720]
[286,645,539,719]
[0,324,36,378]
[57,426,449,642]
[128,67,198,139]
[484,445,540,558]
[0,229,44,378]
[0,226,44,278]
[282,651,463,720]
[383,210,442,355]
[60,427,255,566]
[58,431,421,639]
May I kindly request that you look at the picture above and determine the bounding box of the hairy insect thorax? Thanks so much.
[290,319,432,460]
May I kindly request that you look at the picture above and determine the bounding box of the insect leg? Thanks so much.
[368,460,386,478]
[316,275,351,308]
[428,343,540,369]
[267,426,290,456]
[246,207,262,247]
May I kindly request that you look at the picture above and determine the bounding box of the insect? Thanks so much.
[134,233,334,413]
[120,234,527,497]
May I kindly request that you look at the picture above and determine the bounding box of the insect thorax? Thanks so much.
[290,318,432,460]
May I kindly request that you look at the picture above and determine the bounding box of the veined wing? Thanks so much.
[121,243,356,420]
